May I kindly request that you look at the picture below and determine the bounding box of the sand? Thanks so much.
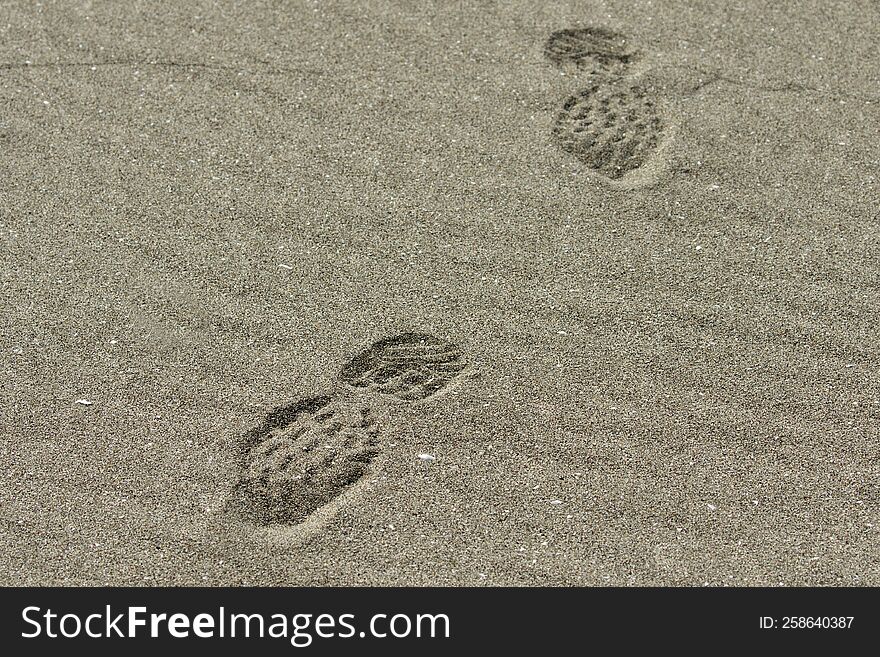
[1,0,878,586]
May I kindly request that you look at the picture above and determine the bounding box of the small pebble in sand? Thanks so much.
[550,499,563,505]
[75,399,93,406]
[417,453,435,461]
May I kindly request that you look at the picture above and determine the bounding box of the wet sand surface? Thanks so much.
[1,0,879,585]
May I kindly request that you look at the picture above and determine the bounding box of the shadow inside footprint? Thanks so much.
[339,332,468,402]
[229,396,384,526]
[544,27,638,73]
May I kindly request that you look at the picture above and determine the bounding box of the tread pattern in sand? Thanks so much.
[339,332,467,401]
[231,396,384,526]
[544,27,637,73]
[553,80,662,179]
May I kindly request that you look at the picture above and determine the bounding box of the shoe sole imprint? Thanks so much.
[339,332,468,402]
[227,332,468,531]
[544,27,639,74]
[553,79,664,180]
[228,395,388,526]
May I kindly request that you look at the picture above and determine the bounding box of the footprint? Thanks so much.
[553,79,663,180]
[339,332,468,401]
[228,395,387,526]
[544,27,671,184]
[544,27,639,74]
[227,331,469,530]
